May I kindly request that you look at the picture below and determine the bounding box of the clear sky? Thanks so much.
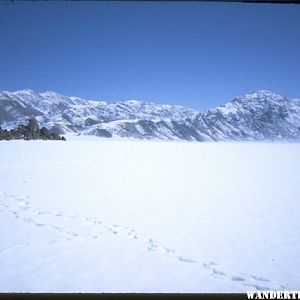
[0,2,299,110]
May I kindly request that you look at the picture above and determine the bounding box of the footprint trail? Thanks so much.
[0,191,285,291]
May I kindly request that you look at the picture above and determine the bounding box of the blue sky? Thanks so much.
[0,2,299,110]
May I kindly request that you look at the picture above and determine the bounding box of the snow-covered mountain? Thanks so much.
[1,89,300,141]
[193,90,300,141]
[0,89,198,138]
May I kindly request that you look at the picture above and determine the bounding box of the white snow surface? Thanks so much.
[0,140,299,292]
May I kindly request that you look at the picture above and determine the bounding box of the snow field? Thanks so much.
[0,139,299,292]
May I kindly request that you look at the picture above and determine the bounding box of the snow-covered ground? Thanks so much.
[0,139,299,292]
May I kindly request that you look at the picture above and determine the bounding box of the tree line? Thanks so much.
[0,118,66,141]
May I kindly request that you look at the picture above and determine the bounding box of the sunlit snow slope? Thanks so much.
[0,140,299,292]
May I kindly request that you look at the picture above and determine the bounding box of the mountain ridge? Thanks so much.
[1,89,300,141]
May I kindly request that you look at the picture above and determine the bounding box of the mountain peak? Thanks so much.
[40,91,65,98]
[232,90,285,104]
[14,88,37,94]
[124,100,142,105]
[252,90,275,94]
[247,90,283,98]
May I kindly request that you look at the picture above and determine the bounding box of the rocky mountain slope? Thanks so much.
[193,91,300,141]
[1,89,300,141]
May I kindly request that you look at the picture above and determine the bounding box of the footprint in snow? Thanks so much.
[128,229,138,239]
[202,261,217,269]
[147,239,176,256]
[212,268,226,277]
[251,275,271,282]
[130,235,138,239]
[231,276,246,282]
[147,240,160,252]
[243,283,270,291]
[50,225,64,232]
[177,256,197,263]
[108,228,118,234]
[67,231,78,237]
[65,214,78,219]
[280,284,287,289]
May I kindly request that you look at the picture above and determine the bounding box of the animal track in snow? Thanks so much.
[212,268,226,277]
[231,276,246,282]
[0,191,284,291]
[177,256,198,263]
[251,275,271,282]
[243,283,271,291]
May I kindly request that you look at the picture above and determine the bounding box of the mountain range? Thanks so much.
[1,89,300,141]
